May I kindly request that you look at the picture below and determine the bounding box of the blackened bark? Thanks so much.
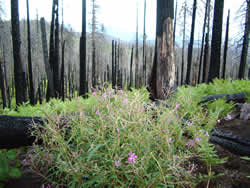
[173,0,177,47]
[0,60,7,108]
[202,33,209,83]
[129,46,134,90]
[114,41,117,87]
[11,0,27,106]
[222,10,230,79]
[135,0,139,89]
[107,64,110,82]
[149,0,175,100]
[198,0,210,83]
[40,18,54,101]
[26,0,35,105]
[239,1,250,79]
[181,0,187,85]
[61,40,65,101]
[54,0,60,97]
[112,40,115,89]
[143,0,147,85]
[208,0,224,82]
[80,0,87,97]
[186,0,197,85]
[48,1,56,98]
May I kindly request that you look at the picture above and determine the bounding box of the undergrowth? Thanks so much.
[0,79,249,187]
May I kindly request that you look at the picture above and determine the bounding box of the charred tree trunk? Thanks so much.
[0,60,7,109]
[11,0,27,106]
[129,45,134,90]
[239,0,250,79]
[135,0,139,89]
[54,0,60,97]
[142,0,147,86]
[173,0,177,47]
[80,0,87,97]
[107,64,110,82]
[181,0,187,85]
[48,1,56,99]
[149,0,176,100]
[40,18,54,102]
[61,40,65,101]
[222,10,230,79]
[112,40,115,89]
[26,0,35,105]
[208,0,224,82]
[186,0,197,85]
[198,0,210,83]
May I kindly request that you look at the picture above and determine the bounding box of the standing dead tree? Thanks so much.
[149,0,176,100]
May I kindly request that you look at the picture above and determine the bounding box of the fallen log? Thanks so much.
[0,115,45,149]
[198,92,248,105]
[210,128,250,157]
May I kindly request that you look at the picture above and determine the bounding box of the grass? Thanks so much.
[0,79,249,187]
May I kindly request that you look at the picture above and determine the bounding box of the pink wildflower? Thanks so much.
[128,152,137,164]
[226,114,232,120]
[205,131,209,137]
[115,161,120,167]
[195,137,201,142]
[96,110,99,115]
[168,120,172,124]
[163,128,167,133]
[176,104,180,109]
[168,138,173,143]
[116,128,120,133]
[102,93,107,98]
[92,92,97,96]
[118,89,123,94]
[124,98,128,104]
[22,159,27,163]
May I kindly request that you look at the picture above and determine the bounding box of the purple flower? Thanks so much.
[118,89,123,94]
[168,138,173,143]
[128,152,137,164]
[163,128,167,133]
[226,114,232,120]
[96,110,99,115]
[116,128,120,133]
[195,137,201,142]
[44,153,49,157]
[102,93,107,98]
[205,131,209,137]
[115,161,120,167]
[92,92,97,96]
[22,159,27,163]
[168,120,172,124]
[124,98,128,104]
[176,104,180,109]
[186,141,190,146]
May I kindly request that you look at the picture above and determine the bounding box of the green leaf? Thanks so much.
[8,168,22,178]
[7,149,17,161]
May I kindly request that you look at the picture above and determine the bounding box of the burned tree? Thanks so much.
[149,0,176,100]
[80,0,87,97]
[11,0,27,106]
[208,0,224,82]
[222,10,230,79]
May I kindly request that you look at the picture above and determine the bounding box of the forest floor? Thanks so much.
[4,111,250,188]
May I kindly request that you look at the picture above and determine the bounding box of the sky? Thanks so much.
[1,0,246,42]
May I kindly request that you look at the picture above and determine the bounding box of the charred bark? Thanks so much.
[222,10,230,79]
[149,0,176,100]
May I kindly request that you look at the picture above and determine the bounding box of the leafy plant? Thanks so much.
[0,149,22,187]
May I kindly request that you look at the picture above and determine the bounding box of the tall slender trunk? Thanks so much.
[186,0,197,85]
[173,0,177,47]
[222,10,230,79]
[208,0,224,82]
[40,18,54,101]
[112,40,115,89]
[129,45,134,90]
[135,0,139,89]
[0,60,7,109]
[26,0,35,105]
[54,0,60,97]
[239,1,250,79]
[198,0,210,83]
[80,0,87,97]
[61,40,65,101]
[142,0,147,85]
[149,0,175,100]
[11,0,27,106]
[181,0,187,85]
